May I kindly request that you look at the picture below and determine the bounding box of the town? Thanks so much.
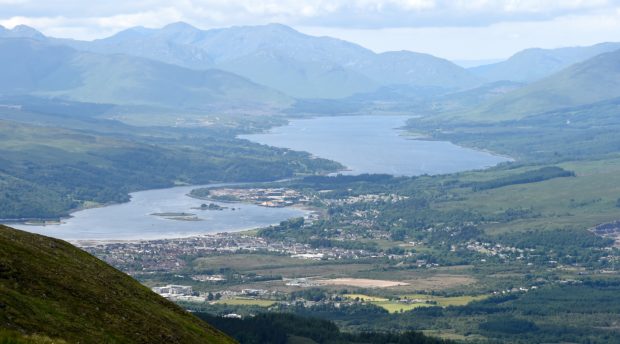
[79,232,400,274]
[191,187,310,208]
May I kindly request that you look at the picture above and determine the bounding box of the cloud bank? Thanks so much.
[1,0,619,59]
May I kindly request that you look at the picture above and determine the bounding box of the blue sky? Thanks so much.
[1,0,620,60]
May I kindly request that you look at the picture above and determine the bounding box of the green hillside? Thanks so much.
[0,114,341,219]
[0,225,235,343]
[470,42,620,83]
[459,49,620,121]
[217,53,377,99]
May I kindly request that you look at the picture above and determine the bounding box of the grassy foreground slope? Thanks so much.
[0,225,235,344]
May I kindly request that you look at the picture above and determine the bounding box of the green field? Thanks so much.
[344,293,491,313]
[438,157,620,234]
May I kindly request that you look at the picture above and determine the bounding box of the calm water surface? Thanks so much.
[12,184,304,241]
[240,115,509,176]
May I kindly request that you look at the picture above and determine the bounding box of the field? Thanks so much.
[343,293,491,313]
[373,301,433,313]
[401,294,491,307]
[187,252,479,295]
[316,278,409,288]
[434,157,620,235]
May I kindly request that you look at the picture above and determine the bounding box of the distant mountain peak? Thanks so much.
[14,25,44,36]
[0,24,46,39]
[162,21,200,32]
[109,25,150,37]
[37,21,479,98]
[263,23,297,32]
[470,41,620,83]
[219,22,302,38]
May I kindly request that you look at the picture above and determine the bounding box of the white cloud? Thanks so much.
[352,0,436,11]
[94,8,184,30]
[500,0,610,12]
[1,0,619,58]
[1,0,617,28]
[299,9,620,60]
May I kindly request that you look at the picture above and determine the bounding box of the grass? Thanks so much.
[400,294,491,307]
[434,158,620,234]
[0,330,67,344]
[0,225,234,344]
[343,293,491,313]
[373,301,434,313]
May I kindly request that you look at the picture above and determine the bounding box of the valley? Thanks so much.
[1,17,620,344]
[75,156,620,342]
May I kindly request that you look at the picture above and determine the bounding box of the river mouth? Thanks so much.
[239,115,510,176]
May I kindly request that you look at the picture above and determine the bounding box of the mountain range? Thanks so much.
[470,42,620,83]
[466,48,620,120]
[1,23,620,119]
[0,37,290,111]
[1,23,480,99]
[61,22,481,98]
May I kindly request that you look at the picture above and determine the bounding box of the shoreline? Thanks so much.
[9,182,312,244]
[71,226,263,247]
[397,127,514,164]
[0,177,309,226]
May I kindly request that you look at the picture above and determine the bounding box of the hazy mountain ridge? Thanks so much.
[0,24,45,40]
[469,48,620,120]
[470,42,620,83]
[4,23,620,123]
[2,23,480,98]
[0,37,291,111]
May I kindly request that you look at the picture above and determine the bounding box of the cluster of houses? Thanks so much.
[323,193,409,206]
[82,232,391,275]
[208,187,309,208]
[463,240,530,261]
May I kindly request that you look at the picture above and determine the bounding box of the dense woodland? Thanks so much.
[198,313,453,344]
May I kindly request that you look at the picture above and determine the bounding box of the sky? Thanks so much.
[1,0,620,61]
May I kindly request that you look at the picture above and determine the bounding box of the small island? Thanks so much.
[150,212,203,222]
[192,203,228,211]
[150,212,195,217]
